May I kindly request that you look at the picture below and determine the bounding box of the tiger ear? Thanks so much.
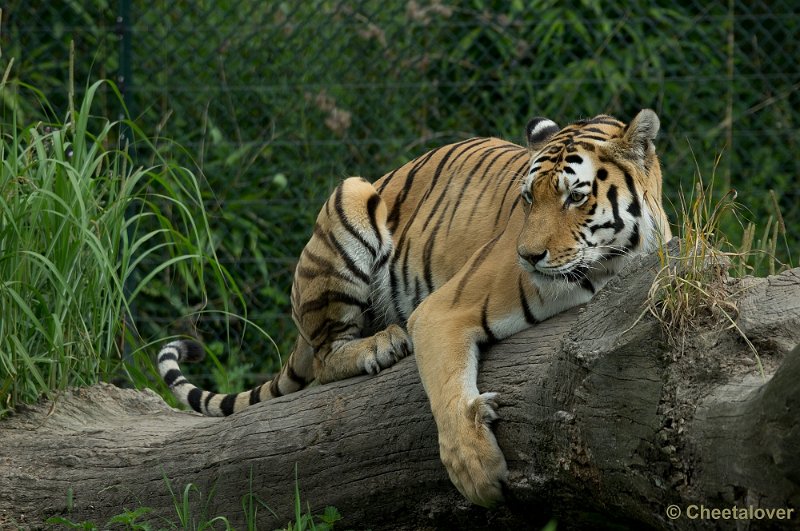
[525,117,559,150]
[615,109,660,163]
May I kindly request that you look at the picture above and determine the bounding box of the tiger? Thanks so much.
[158,109,672,507]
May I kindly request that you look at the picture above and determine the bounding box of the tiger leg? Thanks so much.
[292,176,412,385]
[314,324,411,384]
[407,235,529,507]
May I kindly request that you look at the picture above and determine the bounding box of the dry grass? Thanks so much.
[647,156,790,377]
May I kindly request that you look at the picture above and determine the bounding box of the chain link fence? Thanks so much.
[4,1,798,382]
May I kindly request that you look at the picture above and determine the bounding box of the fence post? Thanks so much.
[117,0,136,362]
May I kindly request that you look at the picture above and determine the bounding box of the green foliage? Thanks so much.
[0,71,243,414]
[44,472,342,531]
[276,467,342,531]
[164,478,233,530]
[123,1,797,387]
[276,504,341,531]
[3,1,797,396]
[47,507,154,530]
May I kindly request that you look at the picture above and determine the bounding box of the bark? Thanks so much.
[1,250,799,530]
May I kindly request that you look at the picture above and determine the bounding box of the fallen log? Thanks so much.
[1,250,798,530]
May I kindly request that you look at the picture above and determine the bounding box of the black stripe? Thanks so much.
[366,193,383,246]
[385,146,440,226]
[374,247,391,273]
[546,143,565,153]
[494,158,531,225]
[334,185,377,257]
[422,218,443,294]
[420,139,495,227]
[575,134,609,142]
[312,222,328,242]
[580,277,596,294]
[627,222,640,249]
[328,232,371,284]
[425,143,504,227]
[587,185,624,234]
[608,185,623,233]
[587,117,624,127]
[287,364,306,386]
[464,149,525,227]
[220,394,237,416]
[579,127,612,136]
[204,391,216,413]
[437,138,494,178]
[518,277,538,325]
[451,236,500,306]
[159,351,178,363]
[563,166,575,174]
[302,248,337,271]
[297,258,358,287]
[249,385,262,405]
[300,290,368,314]
[565,155,583,164]
[480,297,498,347]
[413,276,424,308]
[571,141,596,152]
[269,377,283,397]
[596,168,608,181]
[446,146,511,231]
[623,172,641,217]
[295,265,345,282]
[376,168,399,194]
[508,194,523,215]
[391,139,480,234]
[400,238,412,299]
[496,152,530,200]
[187,388,203,413]
[163,368,182,387]
[309,318,357,344]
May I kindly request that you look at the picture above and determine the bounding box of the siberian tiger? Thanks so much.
[158,109,671,506]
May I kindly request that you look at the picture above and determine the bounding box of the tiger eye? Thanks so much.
[569,191,586,203]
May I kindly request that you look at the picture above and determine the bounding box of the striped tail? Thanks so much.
[157,340,301,416]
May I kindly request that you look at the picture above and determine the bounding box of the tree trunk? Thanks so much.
[2,250,799,530]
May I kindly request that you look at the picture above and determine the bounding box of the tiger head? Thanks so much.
[517,109,671,294]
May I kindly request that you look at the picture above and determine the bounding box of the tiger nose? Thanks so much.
[519,250,547,267]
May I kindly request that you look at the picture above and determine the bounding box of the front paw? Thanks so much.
[438,392,508,507]
[360,324,412,375]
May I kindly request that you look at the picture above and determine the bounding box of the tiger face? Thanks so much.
[516,110,669,293]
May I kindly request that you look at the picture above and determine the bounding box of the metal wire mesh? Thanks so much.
[4,1,799,377]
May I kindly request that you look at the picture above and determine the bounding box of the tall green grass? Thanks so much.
[0,76,241,416]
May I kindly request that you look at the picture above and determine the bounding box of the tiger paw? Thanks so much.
[360,324,413,375]
[438,392,508,507]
